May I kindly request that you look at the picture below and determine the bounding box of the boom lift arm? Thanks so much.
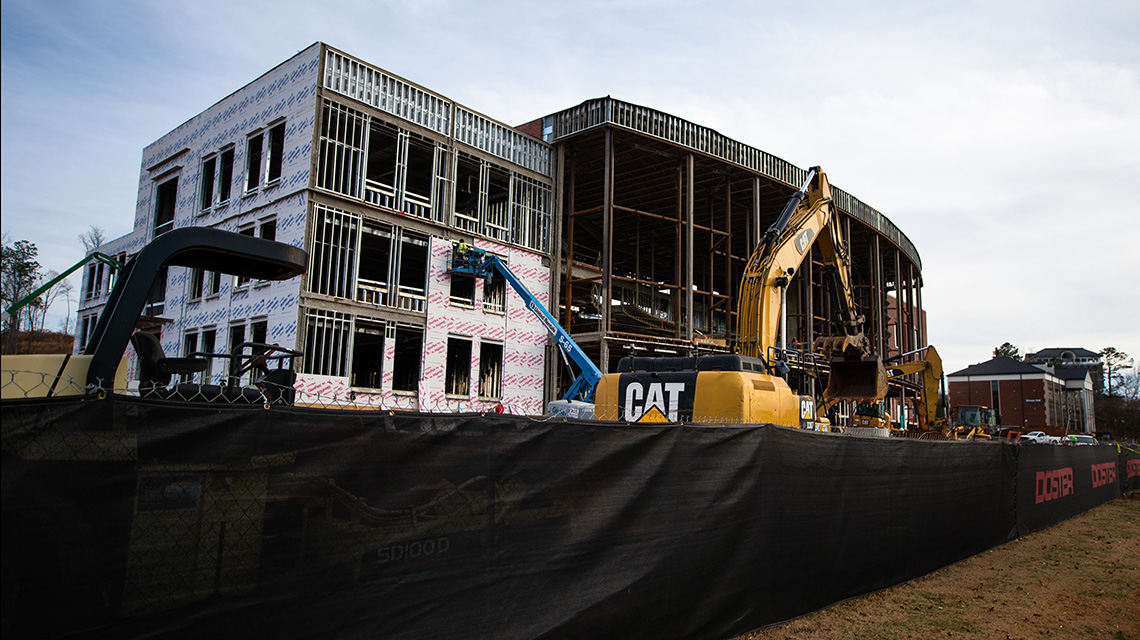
[449,246,603,403]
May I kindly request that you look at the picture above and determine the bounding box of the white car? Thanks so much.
[1063,435,1099,446]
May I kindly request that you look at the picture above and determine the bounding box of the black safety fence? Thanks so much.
[2,395,1137,640]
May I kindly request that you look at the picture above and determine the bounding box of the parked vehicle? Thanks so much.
[1063,434,1099,446]
[1020,431,1048,444]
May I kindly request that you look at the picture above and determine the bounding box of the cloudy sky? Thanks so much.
[2,0,1137,375]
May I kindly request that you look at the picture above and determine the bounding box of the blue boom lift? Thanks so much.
[448,245,601,415]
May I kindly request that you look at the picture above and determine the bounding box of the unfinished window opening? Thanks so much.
[266,122,285,184]
[206,271,221,298]
[450,273,475,306]
[351,319,385,389]
[245,132,264,193]
[485,167,510,241]
[229,322,248,385]
[512,174,551,253]
[479,341,503,400]
[454,155,480,232]
[78,314,96,352]
[200,328,216,383]
[318,100,366,198]
[303,309,351,378]
[396,231,428,312]
[365,122,399,208]
[84,262,105,300]
[235,226,256,288]
[358,222,393,306]
[143,267,167,317]
[483,269,506,314]
[188,268,205,302]
[218,147,235,204]
[308,204,359,300]
[259,218,276,242]
[250,319,267,346]
[200,156,217,212]
[182,332,198,383]
[403,136,435,218]
[153,177,177,237]
[445,337,472,397]
[392,325,423,392]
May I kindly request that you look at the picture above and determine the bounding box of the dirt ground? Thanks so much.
[734,493,1140,640]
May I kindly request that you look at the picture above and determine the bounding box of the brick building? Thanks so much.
[947,356,1095,433]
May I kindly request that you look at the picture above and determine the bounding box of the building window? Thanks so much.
[483,266,506,314]
[199,155,217,212]
[143,267,168,317]
[318,100,367,198]
[308,204,359,300]
[990,380,1001,417]
[188,268,205,302]
[351,319,385,389]
[358,222,393,306]
[303,309,351,378]
[235,226,256,289]
[396,231,428,312]
[200,328,216,383]
[84,262,105,300]
[266,122,285,185]
[392,325,422,392]
[78,314,97,352]
[485,167,510,241]
[218,147,235,204]
[445,336,472,396]
[450,270,475,307]
[479,341,503,399]
[182,332,199,383]
[365,122,399,208]
[153,177,177,237]
[245,132,264,194]
[454,154,480,232]
[206,271,221,298]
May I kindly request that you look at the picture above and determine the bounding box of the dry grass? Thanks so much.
[735,493,1140,640]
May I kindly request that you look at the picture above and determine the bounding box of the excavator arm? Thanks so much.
[735,167,885,401]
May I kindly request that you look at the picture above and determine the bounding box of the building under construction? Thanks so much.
[77,43,926,424]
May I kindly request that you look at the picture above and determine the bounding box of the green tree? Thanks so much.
[1099,347,1134,397]
[1,237,43,353]
[993,342,1020,360]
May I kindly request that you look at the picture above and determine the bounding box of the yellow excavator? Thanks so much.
[595,167,887,427]
[852,345,992,440]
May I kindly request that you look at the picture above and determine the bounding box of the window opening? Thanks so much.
[392,325,422,392]
[485,167,510,241]
[143,267,167,317]
[153,177,177,237]
[200,328,216,384]
[403,136,435,219]
[365,123,399,208]
[229,323,247,386]
[235,226,256,288]
[450,243,475,305]
[259,218,277,242]
[182,332,198,383]
[308,204,359,300]
[396,231,428,312]
[218,147,235,204]
[206,271,221,298]
[479,341,503,399]
[188,268,205,302]
[200,155,217,212]
[303,309,351,378]
[317,100,366,198]
[512,174,551,253]
[266,122,285,184]
[454,155,480,232]
[245,132,264,193]
[483,269,506,314]
[445,336,472,396]
[358,222,393,306]
[351,319,385,389]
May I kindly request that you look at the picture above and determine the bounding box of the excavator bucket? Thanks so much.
[824,357,889,401]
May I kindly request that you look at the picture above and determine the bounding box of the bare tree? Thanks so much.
[78,226,107,254]
[1100,347,1134,397]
